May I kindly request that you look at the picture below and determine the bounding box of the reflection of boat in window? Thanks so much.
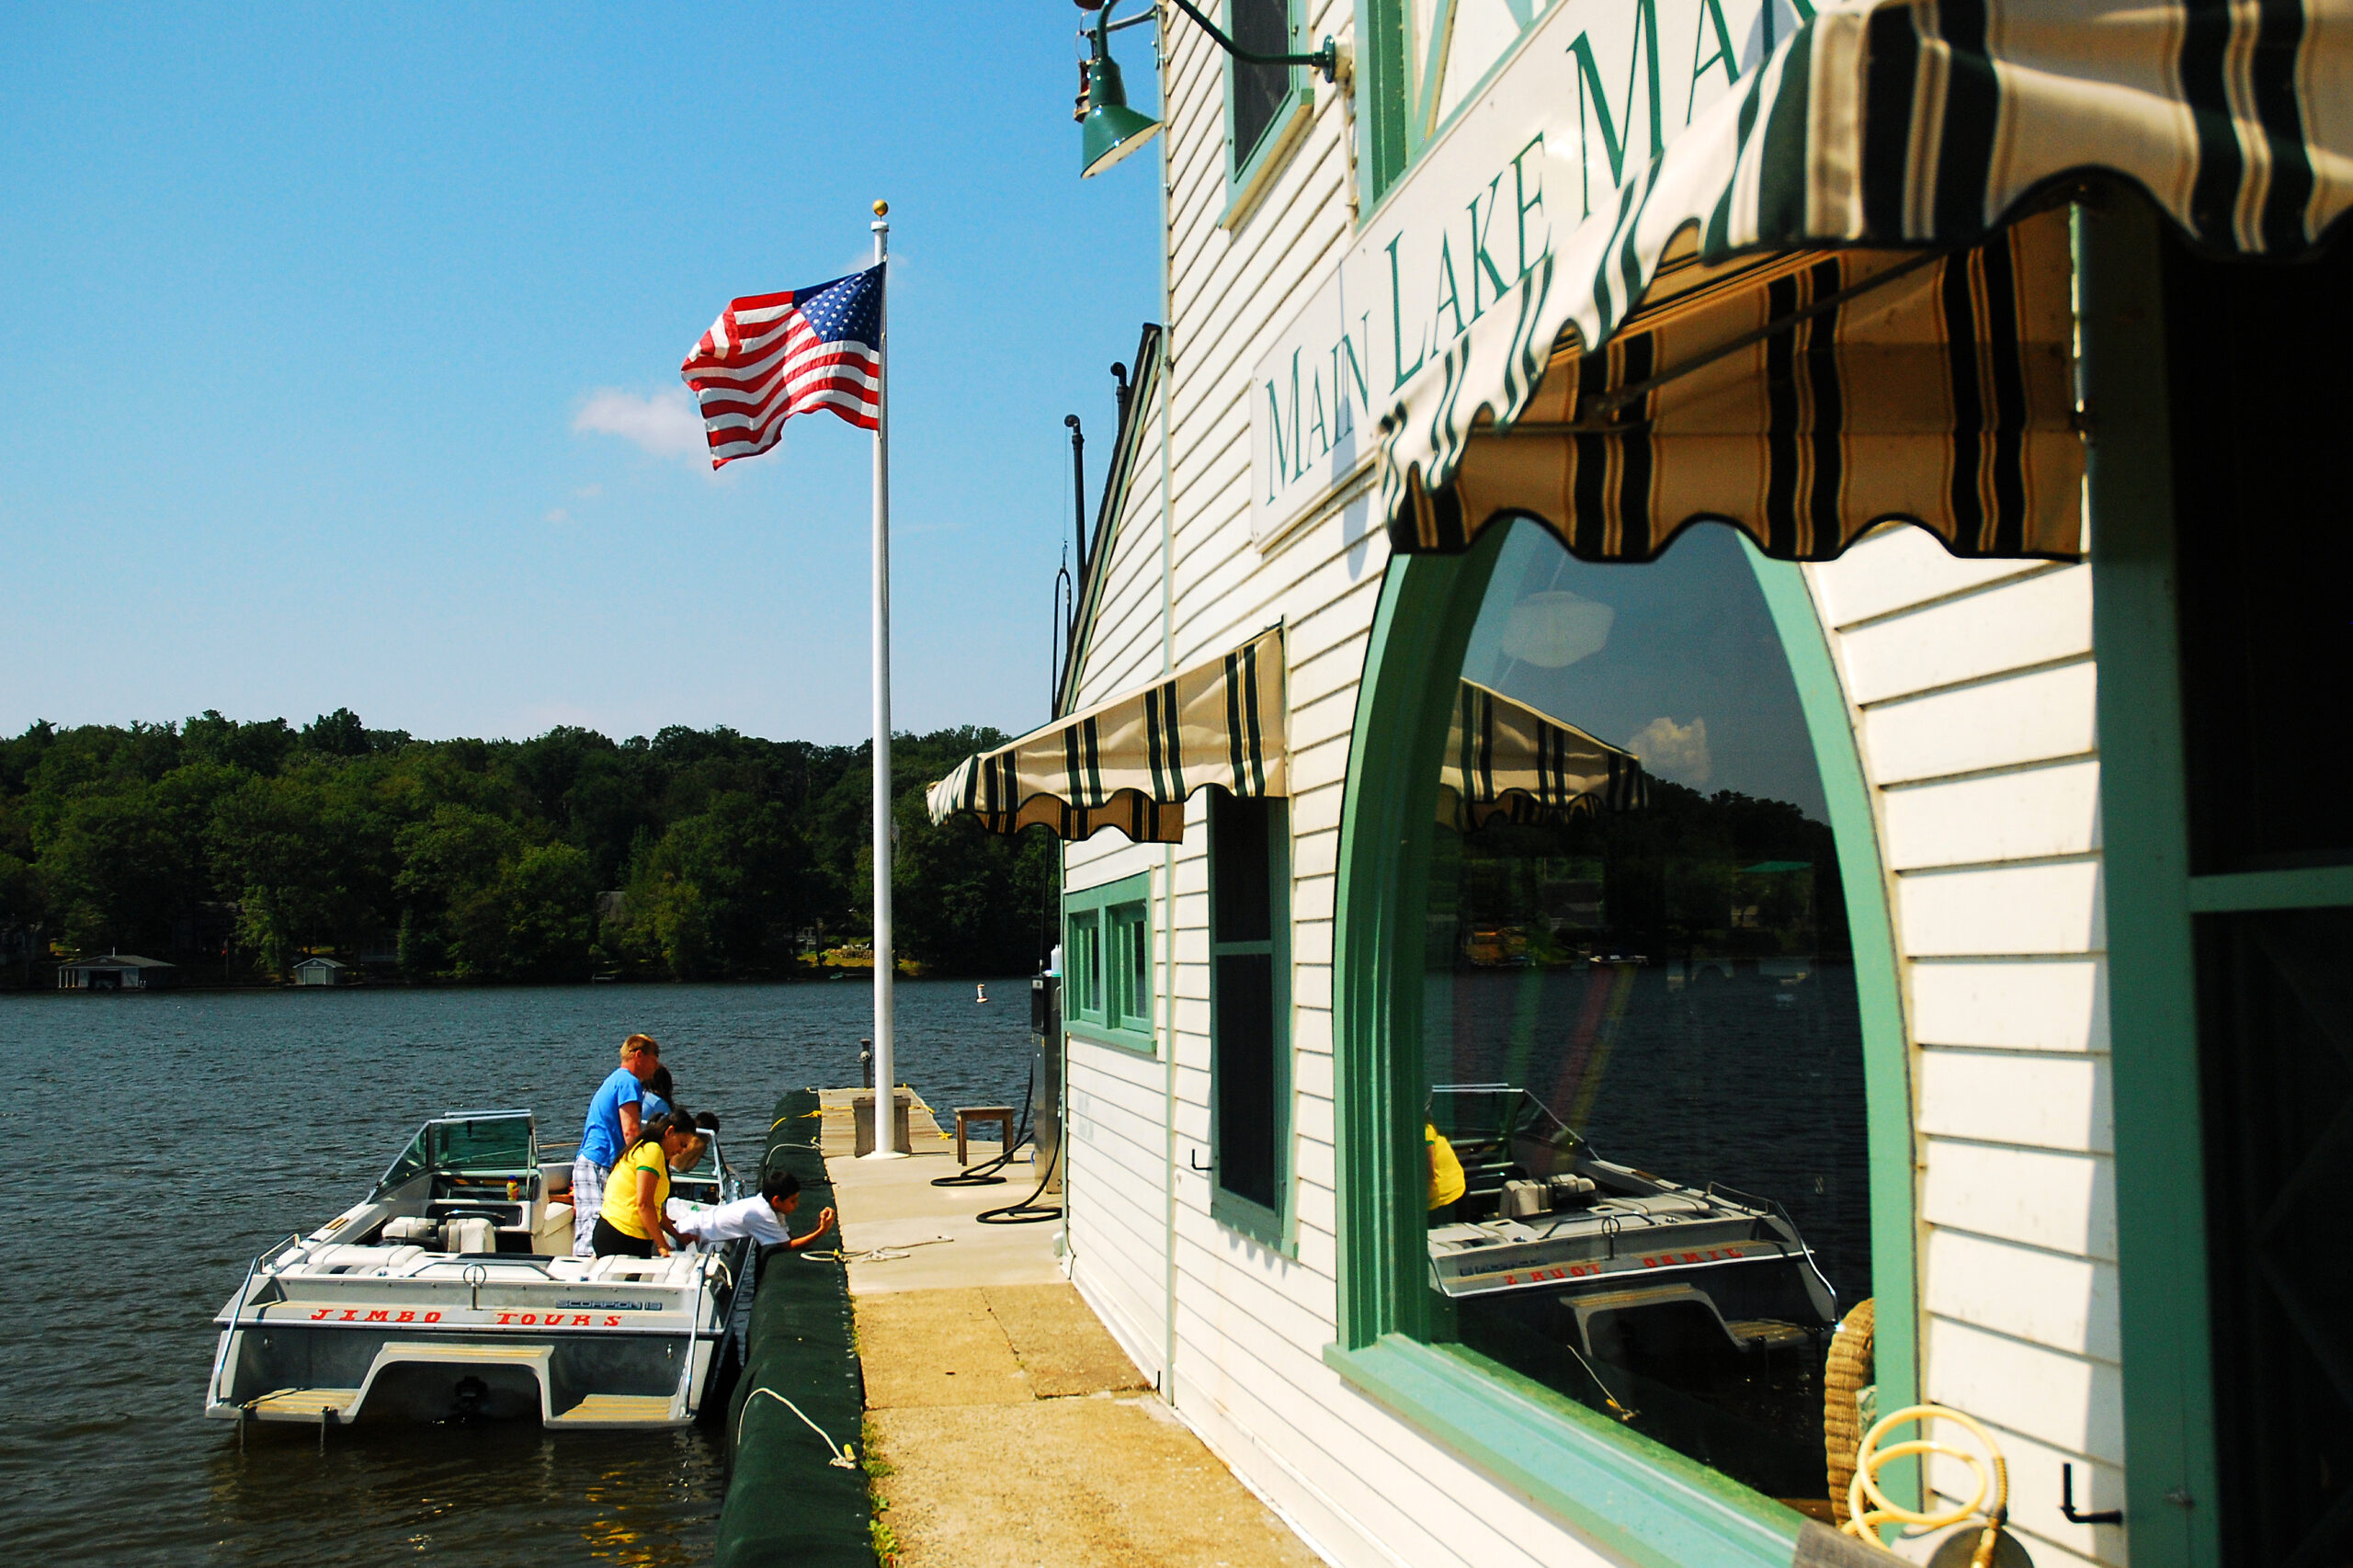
[1427,1085,1839,1497]
[1427,1085,1836,1345]
[204,1110,749,1430]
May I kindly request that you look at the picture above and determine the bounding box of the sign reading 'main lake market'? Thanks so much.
[1250,0,1815,542]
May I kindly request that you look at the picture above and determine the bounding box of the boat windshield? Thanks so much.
[372,1111,538,1198]
[1427,1084,1583,1180]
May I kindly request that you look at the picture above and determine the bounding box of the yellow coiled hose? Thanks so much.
[1843,1403,2009,1566]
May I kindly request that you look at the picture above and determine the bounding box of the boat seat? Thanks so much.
[533,1202,575,1256]
[548,1393,680,1427]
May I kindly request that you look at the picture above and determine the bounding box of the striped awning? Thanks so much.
[1381,0,2353,562]
[926,627,1286,844]
[1439,681,1649,830]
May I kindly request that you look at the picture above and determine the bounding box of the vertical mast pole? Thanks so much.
[866,199,903,1157]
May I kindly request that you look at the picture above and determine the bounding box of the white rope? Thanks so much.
[802,1234,955,1266]
[737,1385,858,1470]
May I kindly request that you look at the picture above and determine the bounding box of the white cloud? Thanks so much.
[1500,590,1613,668]
[544,507,571,524]
[572,386,705,459]
[574,483,603,500]
[1630,715,1711,785]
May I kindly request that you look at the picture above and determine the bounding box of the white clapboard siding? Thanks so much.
[1050,2,2117,1562]
[1806,528,2121,1568]
[1922,1140,2118,1260]
[1910,959,2107,1051]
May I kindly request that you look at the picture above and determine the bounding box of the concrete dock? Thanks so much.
[819,1088,1323,1568]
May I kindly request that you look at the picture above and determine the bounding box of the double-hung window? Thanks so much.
[1209,790,1291,1244]
[1065,871,1154,1051]
[1224,0,1312,217]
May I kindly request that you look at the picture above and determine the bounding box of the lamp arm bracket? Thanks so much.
[1162,0,1338,82]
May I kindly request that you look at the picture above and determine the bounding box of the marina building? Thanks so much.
[931,3,2353,1565]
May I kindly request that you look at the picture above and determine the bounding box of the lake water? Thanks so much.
[2,979,1035,1565]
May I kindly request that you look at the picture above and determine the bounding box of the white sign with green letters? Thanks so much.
[1250,0,1815,542]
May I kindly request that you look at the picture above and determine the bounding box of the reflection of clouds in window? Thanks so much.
[1629,715,1711,786]
[1499,590,1613,668]
[1464,525,1829,823]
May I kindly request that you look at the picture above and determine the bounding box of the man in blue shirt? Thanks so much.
[572,1033,661,1256]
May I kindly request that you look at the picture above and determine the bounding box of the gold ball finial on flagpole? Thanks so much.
[872,200,888,217]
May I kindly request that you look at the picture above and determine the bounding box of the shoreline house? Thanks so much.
[932,4,2353,1566]
[56,952,177,991]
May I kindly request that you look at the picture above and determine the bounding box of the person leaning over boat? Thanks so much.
[573,1034,661,1256]
[594,1111,707,1258]
[675,1170,835,1253]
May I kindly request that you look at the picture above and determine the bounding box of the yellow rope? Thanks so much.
[1842,1403,2009,1566]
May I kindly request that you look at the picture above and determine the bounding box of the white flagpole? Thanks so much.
[865,199,904,1158]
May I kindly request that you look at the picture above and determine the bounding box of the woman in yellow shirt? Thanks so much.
[594,1112,706,1257]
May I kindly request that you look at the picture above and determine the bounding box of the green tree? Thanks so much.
[504,842,595,980]
[393,805,521,979]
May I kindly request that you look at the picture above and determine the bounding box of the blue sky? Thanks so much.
[0,5,1163,746]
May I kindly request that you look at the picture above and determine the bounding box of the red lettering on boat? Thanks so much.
[423,1312,441,1323]
[365,1310,390,1322]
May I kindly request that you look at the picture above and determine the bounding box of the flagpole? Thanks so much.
[865,199,904,1158]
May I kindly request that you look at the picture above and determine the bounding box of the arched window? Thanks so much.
[1334,517,1910,1551]
[1420,519,1867,1503]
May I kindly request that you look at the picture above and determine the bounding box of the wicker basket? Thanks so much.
[1824,1297,1877,1526]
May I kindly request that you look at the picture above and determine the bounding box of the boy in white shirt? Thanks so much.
[675,1170,835,1252]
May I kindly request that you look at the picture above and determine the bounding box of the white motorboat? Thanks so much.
[205,1108,750,1431]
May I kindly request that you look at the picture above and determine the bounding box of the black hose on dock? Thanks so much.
[713,1089,871,1567]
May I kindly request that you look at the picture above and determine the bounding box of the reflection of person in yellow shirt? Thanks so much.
[1426,1123,1465,1211]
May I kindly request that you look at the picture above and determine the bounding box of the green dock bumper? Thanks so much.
[715,1089,870,1567]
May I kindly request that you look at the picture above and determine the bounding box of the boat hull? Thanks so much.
[206,1318,728,1428]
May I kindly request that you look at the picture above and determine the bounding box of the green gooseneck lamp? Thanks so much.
[1076,0,1338,180]
[1078,0,1164,178]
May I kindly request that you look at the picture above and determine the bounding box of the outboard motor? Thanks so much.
[1030,969,1063,1197]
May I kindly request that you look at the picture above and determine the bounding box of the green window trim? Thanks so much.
[1211,794,1296,1251]
[1067,870,1158,1054]
[1223,0,1314,225]
[1352,0,1413,207]
[2076,195,2220,1568]
[1330,528,1919,1564]
[1348,0,1557,219]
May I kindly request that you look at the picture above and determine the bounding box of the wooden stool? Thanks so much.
[952,1106,1015,1166]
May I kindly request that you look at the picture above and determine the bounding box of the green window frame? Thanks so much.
[1210,790,1294,1249]
[1108,899,1152,1034]
[2078,194,2353,1568]
[1350,0,1560,214]
[1224,0,1313,222]
[1066,871,1155,1053]
[1327,526,1920,1567]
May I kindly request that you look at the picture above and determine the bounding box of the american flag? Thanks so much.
[678,266,883,467]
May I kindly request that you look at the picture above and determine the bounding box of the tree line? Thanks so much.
[0,710,1055,984]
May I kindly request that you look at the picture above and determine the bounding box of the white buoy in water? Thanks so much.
[975,983,988,1004]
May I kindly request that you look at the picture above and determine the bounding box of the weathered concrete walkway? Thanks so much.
[819,1088,1323,1568]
